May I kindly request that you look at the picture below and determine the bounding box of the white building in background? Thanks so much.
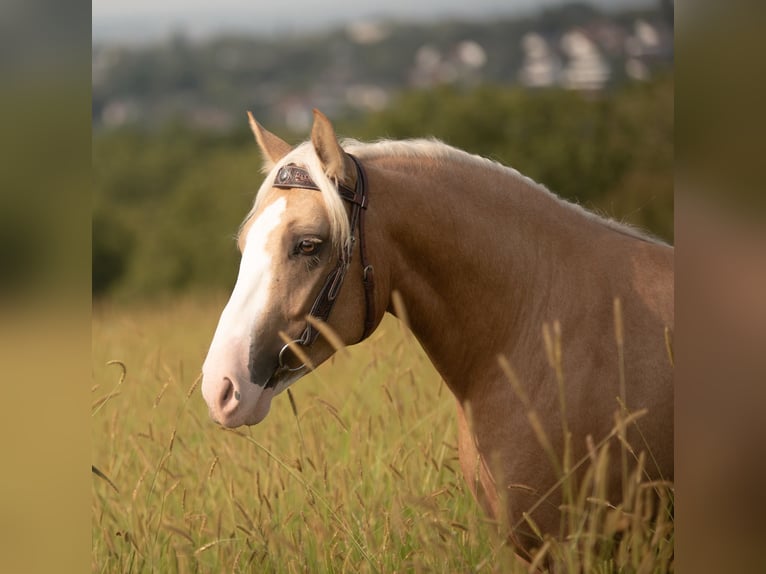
[345,84,389,111]
[410,40,487,87]
[455,40,487,70]
[626,19,661,57]
[560,30,610,91]
[346,21,390,45]
[101,99,140,127]
[411,44,442,86]
[625,19,661,81]
[518,33,560,88]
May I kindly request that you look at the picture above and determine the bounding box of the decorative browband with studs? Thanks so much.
[273,164,368,208]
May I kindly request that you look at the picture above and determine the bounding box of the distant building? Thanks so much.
[346,21,390,45]
[346,85,389,112]
[518,33,560,88]
[624,19,664,81]
[92,5,674,130]
[520,29,611,91]
[411,44,443,87]
[277,98,312,133]
[101,99,139,127]
[411,41,487,87]
[455,41,487,70]
[560,30,610,91]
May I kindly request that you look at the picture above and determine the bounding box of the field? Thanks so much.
[92,297,673,573]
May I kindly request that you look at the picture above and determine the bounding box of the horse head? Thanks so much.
[201,110,376,427]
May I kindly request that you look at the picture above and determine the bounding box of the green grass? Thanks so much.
[92,296,673,573]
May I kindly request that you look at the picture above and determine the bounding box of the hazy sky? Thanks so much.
[93,0,655,42]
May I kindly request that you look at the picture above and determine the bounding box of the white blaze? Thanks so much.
[202,197,287,390]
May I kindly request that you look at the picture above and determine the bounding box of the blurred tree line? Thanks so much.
[93,74,672,300]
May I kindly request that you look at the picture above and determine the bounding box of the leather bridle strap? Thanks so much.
[271,155,375,372]
[352,155,376,340]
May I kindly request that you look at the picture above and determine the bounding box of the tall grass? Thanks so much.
[92,296,673,572]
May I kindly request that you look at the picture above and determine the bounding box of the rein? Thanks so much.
[270,154,375,376]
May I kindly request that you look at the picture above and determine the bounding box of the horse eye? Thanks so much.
[296,239,320,256]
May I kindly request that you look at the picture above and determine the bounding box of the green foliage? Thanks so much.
[93,124,257,298]
[93,77,673,299]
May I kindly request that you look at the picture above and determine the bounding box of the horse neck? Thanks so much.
[366,154,609,398]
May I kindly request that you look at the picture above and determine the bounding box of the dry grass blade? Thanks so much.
[234,500,256,532]
[228,429,379,574]
[513,408,648,531]
[527,539,550,573]
[186,372,201,398]
[306,315,348,356]
[92,360,127,417]
[391,290,410,330]
[498,355,530,408]
[92,464,119,493]
[287,389,307,457]
[526,410,562,478]
[207,456,219,481]
[164,523,195,545]
[153,380,170,407]
[92,301,673,572]
[106,359,127,382]
[193,538,238,555]
[167,428,177,452]
[92,391,121,411]
[613,297,629,503]
[287,388,299,417]
[616,397,666,485]
[664,326,674,367]
[316,398,349,433]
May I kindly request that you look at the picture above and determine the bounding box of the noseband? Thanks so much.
[270,154,375,377]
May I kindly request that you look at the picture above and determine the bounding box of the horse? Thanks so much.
[201,109,674,561]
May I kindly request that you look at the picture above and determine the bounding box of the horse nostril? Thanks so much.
[220,377,234,407]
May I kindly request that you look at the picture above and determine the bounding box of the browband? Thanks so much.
[273,164,368,208]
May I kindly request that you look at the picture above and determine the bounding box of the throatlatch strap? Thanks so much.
[349,155,376,341]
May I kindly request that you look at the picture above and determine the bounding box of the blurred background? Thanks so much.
[92,0,674,302]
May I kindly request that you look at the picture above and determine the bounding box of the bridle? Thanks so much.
[269,154,375,378]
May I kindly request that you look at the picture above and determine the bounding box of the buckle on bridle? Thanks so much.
[278,339,306,372]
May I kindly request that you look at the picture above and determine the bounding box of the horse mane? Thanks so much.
[344,138,663,245]
[246,137,661,248]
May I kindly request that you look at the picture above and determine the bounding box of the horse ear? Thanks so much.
[247,111,292,172]
[310,109,349,181]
